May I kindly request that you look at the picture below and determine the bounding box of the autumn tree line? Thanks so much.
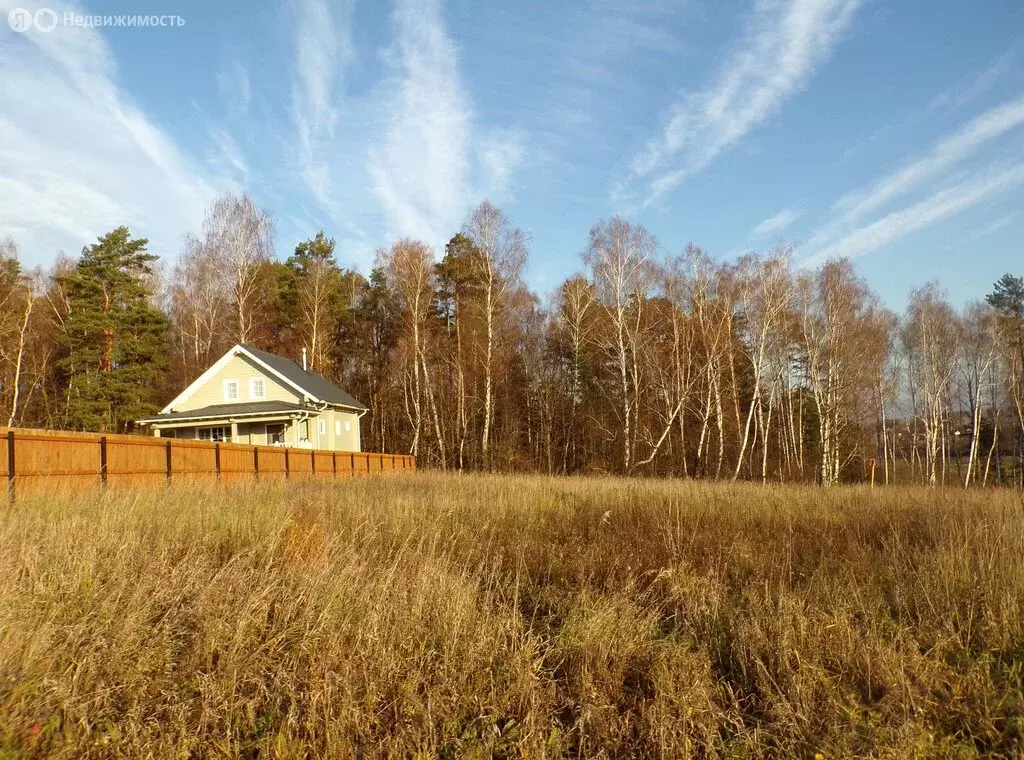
[1,193,1023,486]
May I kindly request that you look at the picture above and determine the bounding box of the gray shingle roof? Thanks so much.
[139,401,308,423]
[241,345,368,410]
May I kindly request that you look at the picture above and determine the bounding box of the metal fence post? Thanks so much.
[7,430,15,503]
[100,436,108,488]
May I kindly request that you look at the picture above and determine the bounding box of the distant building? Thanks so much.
[138,344,367,451]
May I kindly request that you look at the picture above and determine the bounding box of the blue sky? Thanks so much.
[1,0,1022,308]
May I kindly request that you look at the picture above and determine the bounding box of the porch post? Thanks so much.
[230,420,239,443]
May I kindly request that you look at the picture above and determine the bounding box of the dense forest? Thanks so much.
[1,193,1022,486]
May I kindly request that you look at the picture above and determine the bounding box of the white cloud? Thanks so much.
[217,59,252,117]
[928,43,1019,115]
[477,129,527,201]
[563,0,682,88]
[627,0,864,205]
[968,212,1016,241]
[369,0,471,247]
[369,0,524,249]
[0,0,227,264]
[832,95,1024,226]
[291,0,355,211]
[801,163,1024,266]
[207,127,249,183]
[748,207,804,240]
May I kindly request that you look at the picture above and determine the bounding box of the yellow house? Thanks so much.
[138,344,367,451]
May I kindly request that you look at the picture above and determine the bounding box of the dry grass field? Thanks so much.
[1,474,1023,758]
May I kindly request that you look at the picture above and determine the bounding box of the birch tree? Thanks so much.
[463,201,527,469]
[437,233,479,470]
[684,246,731,479]
[797,260,882,485]
[732,249,793,481]
[381,240,445,466]
[0,239,35,426]
[584,217,658,472]
[958,301,999,487]
[555,275,595,473]
[202,193,274,344]
[289,231,342,373]
[170,234,230,378]
[903,283,959,486]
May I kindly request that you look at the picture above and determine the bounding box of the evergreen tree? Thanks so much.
[987,273,1024,318]
[334,267,400,450]
[259,259,299,355]
[56,227,170,432]
[988,273,1024,457]
[289,230,338,275]
[284,231,345,372]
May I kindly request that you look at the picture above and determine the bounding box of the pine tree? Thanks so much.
[285,230,344,372]
[988,273,1024,460]
[56,227,170,432]
[334,268,400,451]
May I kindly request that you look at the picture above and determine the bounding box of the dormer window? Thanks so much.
[250,378,266,400]
[223,379,239,402]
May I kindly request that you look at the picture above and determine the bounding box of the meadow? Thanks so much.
[1,474,1022,758]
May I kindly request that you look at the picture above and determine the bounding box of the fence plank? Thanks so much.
[255,446,287,480]
[354,453,369,476]
[106,437,169,490]
[170,440,218,485]
[14,432,101,498]
[218,442,258,483]
[314,451,333,478]
[290,450,314,479]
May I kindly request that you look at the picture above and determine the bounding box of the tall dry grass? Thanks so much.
[0,474,1022,758]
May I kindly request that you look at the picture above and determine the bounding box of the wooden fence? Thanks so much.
[0,428,414,501]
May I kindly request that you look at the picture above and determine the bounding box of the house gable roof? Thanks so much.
[240,345,368,410]
[159,344,368,414]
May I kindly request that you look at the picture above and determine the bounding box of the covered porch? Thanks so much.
[138,401,318,448]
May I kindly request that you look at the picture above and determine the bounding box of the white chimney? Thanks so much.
[301,347,308,371]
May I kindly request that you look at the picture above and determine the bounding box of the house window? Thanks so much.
[318,419,327,435]
[197,426,229,442]
[266,423,285,445]
[335,420,342,436]
[250,378,266,400]
[223,380,239,402]
[299,419,310,441]
[345,420,351,432]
